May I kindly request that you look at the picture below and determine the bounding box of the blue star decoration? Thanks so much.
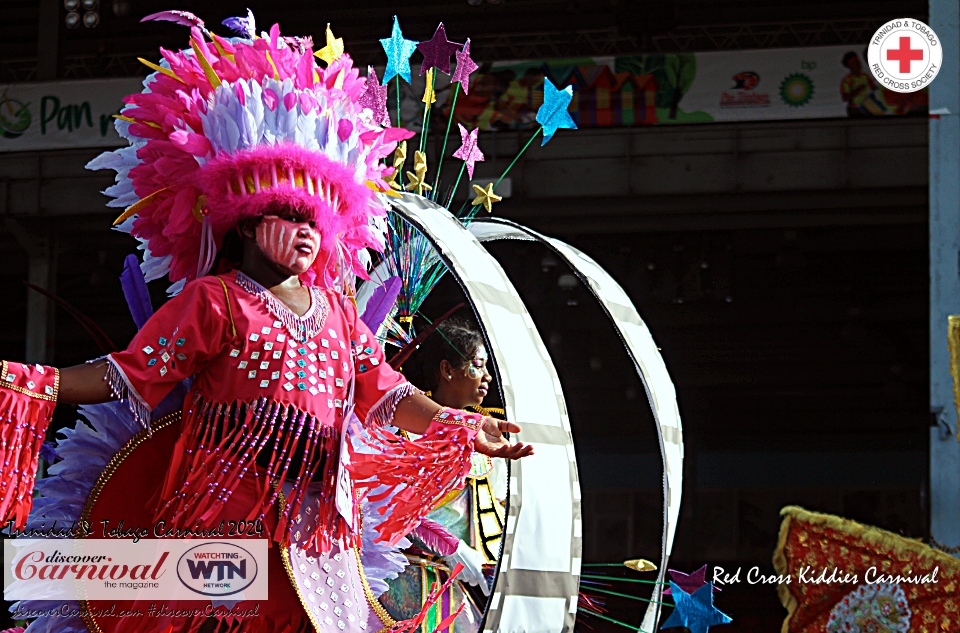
[535,78,577,145]
[380,15,419,84]
[661,581,732,633]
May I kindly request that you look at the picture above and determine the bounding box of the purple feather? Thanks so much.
[411,518,459,556]
[361,276,402,331]
[222,9,256,39]
[141,10,206,31]
[120,253,154,330]
[39,441,58,464]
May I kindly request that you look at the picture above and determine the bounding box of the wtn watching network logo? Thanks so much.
[176,542,259,597]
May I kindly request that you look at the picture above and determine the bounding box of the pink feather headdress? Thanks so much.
[88,12,412,289]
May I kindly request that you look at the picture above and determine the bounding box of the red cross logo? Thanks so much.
[886,36,924,73]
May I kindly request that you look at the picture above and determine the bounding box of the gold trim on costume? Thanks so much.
[431,407,482,431]
[277,488,324,633]
[79,411,181,633]
[0,360,59,402]
[773,505,960,633]
[278,488,398,633]
[217,277,239,339]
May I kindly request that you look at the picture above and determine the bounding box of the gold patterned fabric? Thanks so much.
[774,506,960,633]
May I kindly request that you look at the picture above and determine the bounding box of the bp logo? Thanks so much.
[0,93,31,139]
[779,73,814,107]
[176,542,259,597]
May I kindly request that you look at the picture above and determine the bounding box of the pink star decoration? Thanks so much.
[452,124,484,179]
[359,66,391,127]
[451,38,479,94]
[417,23,462,75]
[665,565,721,595]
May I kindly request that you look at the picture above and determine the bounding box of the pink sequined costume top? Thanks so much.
[102,270,424,553]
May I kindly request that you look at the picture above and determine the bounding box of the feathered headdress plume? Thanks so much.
[88,11,413,289]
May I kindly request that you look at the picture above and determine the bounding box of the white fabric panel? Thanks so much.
[499,596,568,633]
[511,443,573,572]
[482,302,563,427]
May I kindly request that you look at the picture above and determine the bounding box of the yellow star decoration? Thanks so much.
[472,182,502,213]
[404,170,433,194]
[387,141,408,191]
[413,150,428,177]
[394,141,408,169]
[315,24,344,66]
[422,68,437,113]
[405,150,433,195]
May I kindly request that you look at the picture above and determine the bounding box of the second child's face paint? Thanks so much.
[255,215,320,275]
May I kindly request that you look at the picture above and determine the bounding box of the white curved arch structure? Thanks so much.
[468,218,684,632]
[361,194,684,632]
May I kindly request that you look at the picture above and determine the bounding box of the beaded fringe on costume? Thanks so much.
[365,383,421,430]
[157,393,360,553]
[104,357,152,431]
[348,423,480,547]
[0,362,58,529]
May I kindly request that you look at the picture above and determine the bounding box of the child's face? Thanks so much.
[446,345,492,408]
[255,210,321,276]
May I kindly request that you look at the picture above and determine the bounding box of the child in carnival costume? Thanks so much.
[0,11,532,633]
[376,316,508,632]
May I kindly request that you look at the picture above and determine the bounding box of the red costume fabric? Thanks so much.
[0,270,485,632]
[0,361,59,529]
[103,270,417,553]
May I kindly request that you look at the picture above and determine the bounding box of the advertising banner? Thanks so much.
[0,44,930,154]
[0,78,141,152]
[436,44,928,131]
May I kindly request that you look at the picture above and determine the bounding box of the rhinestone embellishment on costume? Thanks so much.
[235,271,328,344]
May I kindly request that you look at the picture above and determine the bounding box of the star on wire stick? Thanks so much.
[660,582,731,633]
[359,66,390,127]
[380,16,418,83]
[471,182,501,213]
[405,150,433,195]
[451,38,479,94]
[665,565,720,595]
[536,78,578,145]
[314,23,344,65]
[422,68,437,112]
[452,124,484,179]
[388,141,408,190]
[417,23,462,75]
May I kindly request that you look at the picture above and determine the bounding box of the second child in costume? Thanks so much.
[378,316,507,632]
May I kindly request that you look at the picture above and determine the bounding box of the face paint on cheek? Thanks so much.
[256,216,322,272]
[256,218,299,268]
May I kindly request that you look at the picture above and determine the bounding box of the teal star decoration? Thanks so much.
[380,15,419,84]
[661,581,732,633]
[535,78,577,145]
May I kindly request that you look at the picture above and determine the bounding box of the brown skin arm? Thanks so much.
[394,392,534,460]
[56,359,114,405]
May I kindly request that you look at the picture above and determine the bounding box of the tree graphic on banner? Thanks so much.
[616,53,706,122]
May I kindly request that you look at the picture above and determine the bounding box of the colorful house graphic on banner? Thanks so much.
[560,66,659,127]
